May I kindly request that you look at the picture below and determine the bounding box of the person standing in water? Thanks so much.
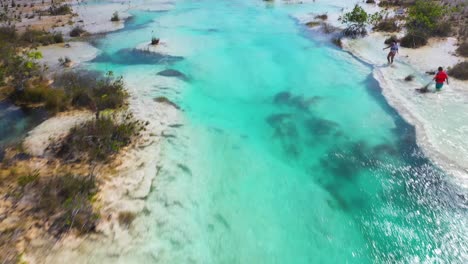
[383,41,399,64]
[433,66,449,91]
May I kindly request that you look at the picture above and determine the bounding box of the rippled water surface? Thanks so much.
[75,0,468,262]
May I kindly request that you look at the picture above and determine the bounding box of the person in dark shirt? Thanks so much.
[383,41,399,64]
[433,67,449,91]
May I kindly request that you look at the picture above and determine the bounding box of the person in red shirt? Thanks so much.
[433,67,449,91]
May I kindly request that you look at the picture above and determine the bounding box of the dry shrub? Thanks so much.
[118,211,136,228]
[400,33,428,48]
[374,19,400,32]
[448,61,468,80]
[456,42,468,57]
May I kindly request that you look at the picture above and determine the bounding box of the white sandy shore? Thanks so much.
[23,110,93,156]
[25,72,184,264]
[37,42,100,71]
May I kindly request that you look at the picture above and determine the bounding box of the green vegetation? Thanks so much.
[36,173,98,235]
[448,62,468,80]
[456,43,468,57]
[57,114,146,162]
[20,29,64,46]
[314,14,328,20]
[55,71,128,112]
[341,4,380,38]
[401,0,449,48]
[49,4,72,16]
[151,37,160,45]
[69,26,86,37]
[374,17,400,32]
[17,170,39,187]
[118,211,136,228]
[404,74,415,81]
[378,0,411,7]
[399,32,428,48]
[111,11,119,22]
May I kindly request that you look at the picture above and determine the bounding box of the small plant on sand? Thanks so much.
[151,37,160,45]
[58,56,72,67]
[404,74,415,82]
[314,13,328,20]
[49,4,72,16]
[331,37,342,48]
[448,61,468,80]
[456,42,468,57]
[400,32,428,48]
[374,18,400,32]
[111,11,119,22]
[118,211,136,228]
[69,26,86,37]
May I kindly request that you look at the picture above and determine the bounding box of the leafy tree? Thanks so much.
[407,0,448,36]
[341,4,380,37]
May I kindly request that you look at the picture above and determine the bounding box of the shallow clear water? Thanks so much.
[75,0,467,262]
[0,101,47,153]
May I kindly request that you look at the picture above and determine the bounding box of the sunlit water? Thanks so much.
[23,0,468,262]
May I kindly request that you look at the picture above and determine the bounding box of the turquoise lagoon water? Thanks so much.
[72,0,467,262]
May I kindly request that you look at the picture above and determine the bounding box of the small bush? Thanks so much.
[374,18,400,32]
[44,88,68,112]
[378,0,409,7]
[17,170,39,187]
[404,74,415,81]
[37,174,98,235]
[58,56,72,67]
[400,33,428,48]
[151,37,160,45]
[314,14,328,20]
[366,0,376,3]
[321,23,338,34]
[384,35,399,44]
[305,21,320,28]
[49,5,72,16]
[0,26,17,40]
[53,32,64,43]
[331,37,342,48]
[118,211,136,228]
[57,114,145,161]
[456,43,468,57]
[20,29,64,45]
[69,26,86,37]
[110,11,119,22]
[54,71,128,111]
[432,21,452,37]
[448,61,468,80]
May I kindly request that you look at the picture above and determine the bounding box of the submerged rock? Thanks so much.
[304,117,339,136]
[273,91,292,104]
[157,69,189,81]
[266,113,292,126]
[93,48,183,65]
[154,96,180,110]
[273,91,321,110]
